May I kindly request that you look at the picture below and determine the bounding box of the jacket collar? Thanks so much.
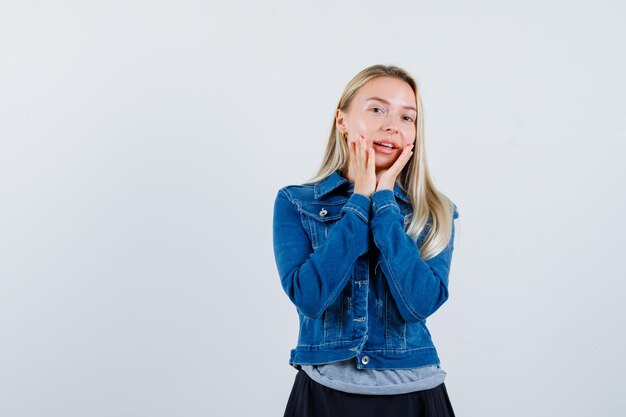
[314,169,410,203]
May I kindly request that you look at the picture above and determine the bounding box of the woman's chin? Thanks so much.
[374,156,398,171]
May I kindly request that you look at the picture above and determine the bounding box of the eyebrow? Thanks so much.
[366,96,417,112]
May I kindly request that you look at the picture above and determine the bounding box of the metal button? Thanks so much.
[361,356,370,365]
[319,208,328,217]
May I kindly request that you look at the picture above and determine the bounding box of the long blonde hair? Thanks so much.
[305,64,456,260]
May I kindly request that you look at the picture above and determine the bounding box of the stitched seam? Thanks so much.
[295,343,435,351]
[296,340,357,347]
[280,187,295,204]
[312,263,356,319]
[362,346,435,353]
[383,250,422,320]
[295,199,349,206]
[342,205,368,223]
[374,202,400,216]
[374,235,423,321]
[385,291,390,348]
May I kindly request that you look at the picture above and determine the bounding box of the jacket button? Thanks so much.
[319,208,328,217]
[361,356,370,365]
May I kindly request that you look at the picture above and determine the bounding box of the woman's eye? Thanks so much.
[371,107,383,113]
[403,116,415,122]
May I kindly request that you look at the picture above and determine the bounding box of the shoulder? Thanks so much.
[274,183,322,220]
[277,182,317,203]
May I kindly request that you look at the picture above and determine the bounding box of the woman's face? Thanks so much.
[336,76,417,171]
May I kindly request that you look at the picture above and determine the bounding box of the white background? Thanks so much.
[1,1,625,416]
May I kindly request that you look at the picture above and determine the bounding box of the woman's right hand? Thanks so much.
[348,134,377,198]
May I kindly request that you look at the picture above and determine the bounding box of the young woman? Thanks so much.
[272,64,459,417]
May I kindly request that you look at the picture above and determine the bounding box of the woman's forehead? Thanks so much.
[355,77,416,109]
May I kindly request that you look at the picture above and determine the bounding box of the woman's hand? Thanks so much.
[375,143,414,192]
[348,134,377,198]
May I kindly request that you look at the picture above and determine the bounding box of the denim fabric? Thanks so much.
[273,169,458,370]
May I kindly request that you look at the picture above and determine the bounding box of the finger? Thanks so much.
[384,145,413,178]
[367,146,376,177]
[351,141,360,172]
[395,145,414,171]
[354,136,360,171]
[348,140,355,168]
[358,135,366,172]
[359,135,367,168]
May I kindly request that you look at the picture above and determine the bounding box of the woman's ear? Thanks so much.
[335,108,347,134]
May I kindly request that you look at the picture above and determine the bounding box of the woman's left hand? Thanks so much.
[375,143,414,192]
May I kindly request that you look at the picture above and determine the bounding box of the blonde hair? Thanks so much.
[305,64,456,260]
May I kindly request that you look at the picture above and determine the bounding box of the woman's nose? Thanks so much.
[383,120,398,134]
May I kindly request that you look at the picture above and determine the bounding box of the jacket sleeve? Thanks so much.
[370,189,458,322]
[272,188,371,320]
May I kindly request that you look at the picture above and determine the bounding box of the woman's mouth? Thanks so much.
[373,141,397,155]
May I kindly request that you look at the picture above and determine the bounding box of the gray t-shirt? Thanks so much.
[300,357,447,395]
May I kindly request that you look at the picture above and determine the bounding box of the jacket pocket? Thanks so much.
[323,283,353,342]
[384,287,434,350]
[298,200,346,249]
[405,320,434,348]
[385,291,407,349]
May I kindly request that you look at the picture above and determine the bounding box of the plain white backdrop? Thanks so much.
[1,0,625,416]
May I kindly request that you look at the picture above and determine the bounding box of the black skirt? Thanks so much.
[283,369,456,417]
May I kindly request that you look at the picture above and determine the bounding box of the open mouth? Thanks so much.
[373,142,397,149]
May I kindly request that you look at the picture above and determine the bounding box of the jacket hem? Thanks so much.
[289,344,441,370]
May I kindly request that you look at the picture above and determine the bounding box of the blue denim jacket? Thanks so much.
[272,169,458,370]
